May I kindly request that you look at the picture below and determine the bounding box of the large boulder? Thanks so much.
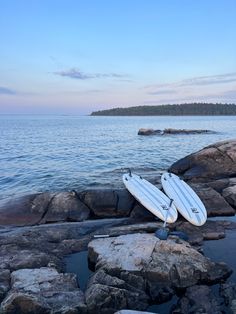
[87,233,231,312]
[190,183,235,216]
[79,189,134,218]
[0,267,87,314]
[0,192,91,226]
[169,139,236,181]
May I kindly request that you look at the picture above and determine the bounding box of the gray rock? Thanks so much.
[189,183,235,216]
[173,285,221,314]
[80,189,131,218]
[0,191,91,226]
[85,268,149,314]
[0,193,48,226]
[220,282,236,313]
[138,128,161,135]
[88,233,231,303]
[163,128,213,134]
[0,267,87,314]
[41,191,90,223]
[130,204,156,220]
[0,269,10,302]
[169,139,236,180]
[222,185,236,208]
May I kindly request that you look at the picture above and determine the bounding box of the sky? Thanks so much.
[0,0,236,114]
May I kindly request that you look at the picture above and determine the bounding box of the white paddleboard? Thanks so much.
[123,173,178,223]
[161,172,207,226]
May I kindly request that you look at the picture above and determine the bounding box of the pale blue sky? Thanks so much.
[0,0,236,114]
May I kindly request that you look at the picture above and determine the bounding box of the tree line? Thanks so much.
[91,103,236,116]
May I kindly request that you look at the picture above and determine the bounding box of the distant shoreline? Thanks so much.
[91,103,236,116]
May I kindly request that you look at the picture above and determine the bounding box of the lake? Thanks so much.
[1,115,236,204]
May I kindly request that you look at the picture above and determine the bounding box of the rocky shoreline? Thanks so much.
[0,139,236,313]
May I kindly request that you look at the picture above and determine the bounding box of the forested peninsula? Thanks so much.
[91,103,236,116]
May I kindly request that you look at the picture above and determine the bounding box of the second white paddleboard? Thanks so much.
[161,172,207,226]
[123,173,178,223]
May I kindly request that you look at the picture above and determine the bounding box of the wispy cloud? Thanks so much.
[54,68,127,80]
[146,72,236,91]
[148,89,177,95]
[179,72,236,87]
[0,86,17,95]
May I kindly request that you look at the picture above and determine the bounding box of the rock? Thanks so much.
[130,204,156,220]
[189,183,235,216]
[0,267,87,314]
[138,128,161,135]
[85,268,149,313]
[169,139,236,181]
[220,282,236,313]
[88,233,231,306]
[0,191,91,226]
[80,189,132,218]
[41,191,90,223]
[0,193,50,226]
[222,185,236,208]
[0,269,10,301]
[172,285,221,314]
[163,128,213,134]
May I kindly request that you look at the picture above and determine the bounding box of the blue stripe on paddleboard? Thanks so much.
[132,176,176,221]
[172,176,207,220]
[166,178,193,220]
[171,177,203,225]
[178,179,207,219]
[131,176,175,221]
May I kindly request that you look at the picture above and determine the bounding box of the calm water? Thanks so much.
[1,115,236,204]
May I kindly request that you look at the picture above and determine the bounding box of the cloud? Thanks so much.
[179,72,236,87]
[0,86,17,95]
[148,89,177,95]
[54,68,127,80]
[146,72,236,93]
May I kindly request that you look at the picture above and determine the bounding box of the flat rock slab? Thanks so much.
[87,233,232,313]
[88,232,231,289]
[0,267,87,314]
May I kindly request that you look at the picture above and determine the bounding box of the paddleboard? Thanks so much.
[161,172,207,226]
[123,173,178,223]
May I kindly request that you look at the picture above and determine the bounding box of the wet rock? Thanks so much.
[172,285,221,314]
[190,183,235,216]
[222,185,236,208]
[138,128,161,135]
[169,139,236,181]
[88,233,231,307]
[220,282,236,313]
[80,189,132,218]
[0,267,87,314]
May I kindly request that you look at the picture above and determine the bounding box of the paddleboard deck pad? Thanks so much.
[123,173,178,223]
[161,172,207,226]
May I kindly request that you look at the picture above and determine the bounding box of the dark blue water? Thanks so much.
[1,115,236,204]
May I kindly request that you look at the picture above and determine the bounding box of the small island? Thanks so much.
[91,103,236,116]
